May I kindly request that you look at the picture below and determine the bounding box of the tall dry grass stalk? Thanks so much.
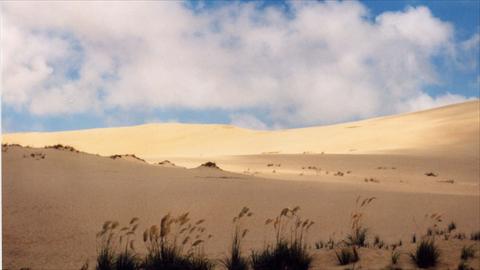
[251,206,314,270]
[142,212,213,270]
[221,207,253,270]
[346,196,375,247]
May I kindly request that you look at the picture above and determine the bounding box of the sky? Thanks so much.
[1,0,479,132]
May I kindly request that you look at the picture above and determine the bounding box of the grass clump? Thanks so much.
[460,245,475,260]
[335,246,359,265]
[142,212,213,270]
[390,250,400,265]
[410,238,440,268]
[457,261,474,270]
[221,207,253,270]
[96,221,120,270]
[115,251,138,270]
[251,206,313,270]
[346,196,375,247]
[95,218,141,270]
[470,231,480,241]
[447,221,456,233]
[251,241,312,270]
[94,215,213,270]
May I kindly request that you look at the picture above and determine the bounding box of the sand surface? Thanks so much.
[4,101,479,159]
[2,101,480,269]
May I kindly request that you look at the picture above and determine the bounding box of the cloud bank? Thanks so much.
[1,1,477,129]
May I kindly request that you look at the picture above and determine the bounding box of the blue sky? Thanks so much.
[2,0,479,132]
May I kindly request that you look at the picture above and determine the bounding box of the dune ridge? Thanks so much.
[3,101,479,159]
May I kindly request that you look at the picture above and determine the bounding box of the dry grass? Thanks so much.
[335,246,359,265]
[460,245,475,260]
[251,207,313,270]
[82,200,478,270]
[45,144,80,153]
[221,207,253,270]
[410,238,440,268]
[346,196,375,247]
[142,212,213,270]
[93,215,213,270]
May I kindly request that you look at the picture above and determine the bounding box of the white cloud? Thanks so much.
[230,113,268,130]
[400,93,475,112]
[0,1,476,128]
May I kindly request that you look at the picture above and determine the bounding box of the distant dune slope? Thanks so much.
[3,101,479,159]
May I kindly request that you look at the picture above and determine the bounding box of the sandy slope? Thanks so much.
[3,101,479,159]
[2,145,479,269]
[2,101,480,269]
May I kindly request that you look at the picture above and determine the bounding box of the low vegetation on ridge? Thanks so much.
[80,197,480,270]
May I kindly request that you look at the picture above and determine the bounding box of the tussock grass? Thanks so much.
[335,246,359,265]
[251,206,313,270]
[142,212,213,270]
[115,251,138,270]
[45,144,80,153]
[200,161,220,169]
[448,221,457,233]
[390,250,400,265]
[85,201,477,270]
[96,220,120,270]
[460,245,475,260]
[109,154,146,162]
[94,215,213,270]
[410,238,440,268]
[470,231,480,241]
[457,261,473,270]
[346,196,375,247]
[251,241,312,270]
[221,207,253,270]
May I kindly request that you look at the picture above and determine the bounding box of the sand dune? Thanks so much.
[2,145,479,269]
[3,101,479,159]
[2,101,479,269]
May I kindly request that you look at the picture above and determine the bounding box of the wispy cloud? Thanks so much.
[1,1,478,129]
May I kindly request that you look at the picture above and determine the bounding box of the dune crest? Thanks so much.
[3,101,479,160]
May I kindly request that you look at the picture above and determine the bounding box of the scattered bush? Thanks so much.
[457,261,473,270]
[448,221,457,233]
[346,227,367,247]
[364,178,379,183]
[198,161,222,170]
[109,154,146,163]
[454,233,466,240]
[45,144,80,153]
[373,235,380,246]
[470,231,480,241]
[410,239,440,268]
[460,245,475,260]
[335,246,359,265]
[333,171,344,176]
[391,250,400,265]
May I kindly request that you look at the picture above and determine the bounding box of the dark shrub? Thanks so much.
[335,246,359,265]
[410,239,440,268]
[251,241,311,270]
